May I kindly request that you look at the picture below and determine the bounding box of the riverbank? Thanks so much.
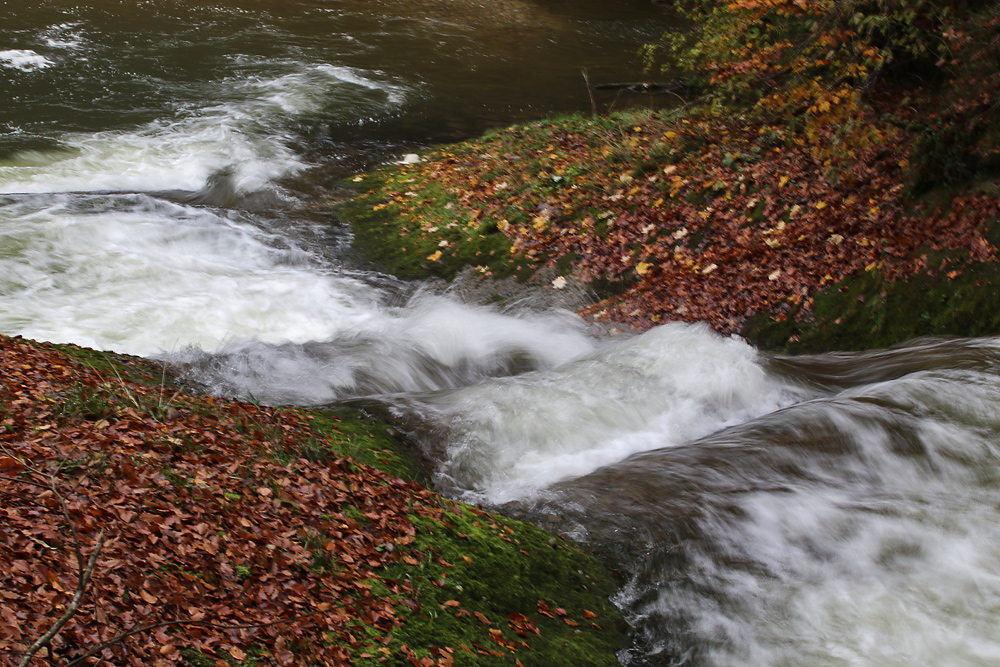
[0,334,627,667]
[339,1,1000,354]
[340,105,1000,353]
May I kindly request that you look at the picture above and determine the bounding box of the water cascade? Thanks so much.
[4,2,1000,664]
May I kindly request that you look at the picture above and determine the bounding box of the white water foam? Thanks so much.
[0,49,53,71]
[0,191,597,384]
[170,295,598,405]
[0,193,383,355]
[414,322,811,503]
[0,64,404,195]
[597,358,1000,667]
[42,23,86,50]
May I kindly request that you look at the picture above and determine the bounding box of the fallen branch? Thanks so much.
[16,531,104,667]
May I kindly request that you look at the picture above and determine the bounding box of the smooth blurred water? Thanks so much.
[5,2,1000,665]
[1,0,667,353]
[538,337,1000,666]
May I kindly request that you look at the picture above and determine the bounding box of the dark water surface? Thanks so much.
[4,3,1000,665]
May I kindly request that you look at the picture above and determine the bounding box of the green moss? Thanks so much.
[56,382,117,421]
[302,408,428,484]
[349,505,627,666]
[55,342,173,388]
[15,337,627,666]
[338,171,523,282]
[743,261,1000,354]
[181,642,271,666]
[337,111,662,285]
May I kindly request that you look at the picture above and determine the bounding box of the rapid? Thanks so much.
[4,2,1000,664]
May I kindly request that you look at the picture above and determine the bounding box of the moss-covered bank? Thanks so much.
[1,335,627,666]
[744,259,1000,354]
[336,107,1000,354]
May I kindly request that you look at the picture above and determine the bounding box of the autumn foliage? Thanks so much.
[0,336,622,666]
[0,335,436,666]
[347,0,1000,337]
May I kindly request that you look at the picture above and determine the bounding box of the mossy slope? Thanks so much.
[6,337,628,666]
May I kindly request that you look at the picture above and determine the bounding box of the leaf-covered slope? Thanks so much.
[0,334,626,667]
[341,1,1000,350]
[344,110,1000,338]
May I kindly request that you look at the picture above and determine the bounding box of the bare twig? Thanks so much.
[16,530,104,667]
[4,466,332,667]
[581,68,598,117]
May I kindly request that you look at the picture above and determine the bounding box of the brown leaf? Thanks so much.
[0,456,24,473]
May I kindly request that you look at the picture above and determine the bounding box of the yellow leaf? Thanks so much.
[427,250,442,261]
[532,216,548,230]
[778,176,789,187]
[865,262,878,272]
[815,201,828,210]
[636,262,653,276]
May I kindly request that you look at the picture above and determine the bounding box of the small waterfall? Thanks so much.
[6,3,1000,665]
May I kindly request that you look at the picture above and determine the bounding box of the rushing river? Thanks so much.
[4,2,1000,665]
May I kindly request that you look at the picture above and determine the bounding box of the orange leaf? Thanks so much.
[0,456,23,473]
